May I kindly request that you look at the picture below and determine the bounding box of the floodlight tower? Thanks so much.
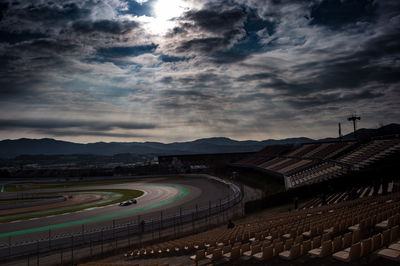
[348,114,361,139]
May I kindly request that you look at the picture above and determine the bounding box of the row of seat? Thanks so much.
[188,193,398,264]
[300,182,396,209]
[287,139,400,188]
[260,141,354,166]
[288,162,345,188]
[189,219,399,264]
[238,138,399,189]
[307,142,355,159]
[237,145,292,165]
[377,239,400,261]
[338,139,400,168]
[124,191,400,264]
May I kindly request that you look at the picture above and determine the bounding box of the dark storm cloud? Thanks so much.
[287,90,385,108]
[166,4,249,63]
[0,53,20,72]
[14,2,90,23]
[162,89,212,100]
[244,8,275,35]
[176,35,233,53]
[72,20,139,34]
[155,72,235,114]
[0,38,81,99]
[168,4,276,64]
[174,29,248,63]
[310,0,377,27]
[183,7,246,34]
[0,1,138,43]
[0,30,47,44]
[235,7,400,100]
[208,50,249,64]
[0,2,8,21]
[299,56,400,93]
[97,44,158,58]
[240,55,398,102]
[18,39,81,54]
[231,16,271,54]
[166,24,190,37]
[251,52,400,97]
[160,72,231,90]
[289,30,400,96]
[0,78,43,99]
[237,72,273,82]
[0,119,158,131]
[155,96,220,112]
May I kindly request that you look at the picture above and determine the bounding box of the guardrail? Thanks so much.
[0,176,243,262]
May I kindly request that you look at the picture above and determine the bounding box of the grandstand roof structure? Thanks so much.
[233,136,400,190]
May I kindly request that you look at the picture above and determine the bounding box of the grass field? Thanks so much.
[0,188,144,223]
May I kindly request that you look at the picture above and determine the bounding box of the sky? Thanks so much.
[0,0,399,143]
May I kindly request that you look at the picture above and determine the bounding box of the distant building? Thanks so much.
[158,152,255,173]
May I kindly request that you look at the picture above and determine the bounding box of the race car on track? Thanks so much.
[119,199,137,206]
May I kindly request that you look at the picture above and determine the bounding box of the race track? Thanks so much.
[0,176,233,246]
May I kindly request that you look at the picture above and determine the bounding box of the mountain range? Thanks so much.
[0,123,399,158]
[0,137,312,158]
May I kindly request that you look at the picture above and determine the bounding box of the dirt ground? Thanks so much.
[0,194,103,216]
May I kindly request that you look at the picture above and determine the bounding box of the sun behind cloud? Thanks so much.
[148,0,192,34]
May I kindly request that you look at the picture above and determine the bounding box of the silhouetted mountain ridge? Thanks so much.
[0,123,398,158]
[341,123,400,140]
[0,137,313,158]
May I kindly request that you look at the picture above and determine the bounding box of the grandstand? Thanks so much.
[158,152,254,173]
[233,136,400,189]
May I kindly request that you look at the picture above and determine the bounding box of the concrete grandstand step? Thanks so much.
[388,182,394,193]
[368,187,375,197]
[378,184,383,195]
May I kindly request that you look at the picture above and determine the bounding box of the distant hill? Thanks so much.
[0,137,313,158]
[341,123,400,140]
[0,123,398,158]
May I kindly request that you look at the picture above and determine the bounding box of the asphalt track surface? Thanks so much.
[0,176,232,245]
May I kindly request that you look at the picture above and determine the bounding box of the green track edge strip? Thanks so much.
[0,184,190,238]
